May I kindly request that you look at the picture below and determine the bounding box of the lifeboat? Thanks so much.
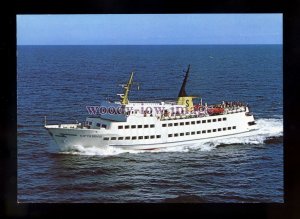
[207,107,224,115]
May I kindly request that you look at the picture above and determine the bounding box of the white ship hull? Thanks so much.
[45,110,257,151]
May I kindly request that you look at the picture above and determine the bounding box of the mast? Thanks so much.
[120,72,134,105]
[178,64,190,97]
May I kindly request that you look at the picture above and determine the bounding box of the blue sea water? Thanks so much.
[17,45,283,203]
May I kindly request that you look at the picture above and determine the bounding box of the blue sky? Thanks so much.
[17,14,282,45]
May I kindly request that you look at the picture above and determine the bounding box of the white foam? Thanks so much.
[59,118,283,156]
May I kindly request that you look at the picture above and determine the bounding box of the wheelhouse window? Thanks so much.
[125,136,130,140]
[202,130,206,134]
[233,126,236,129]
[156,135,161,138]
[111,137,116,140]
[96,123,101,127]
[144,125,149,128]
[174,133,178,137]
[191,121,195,125]
[186,132,190,135]
[131,125,136,129]
[125,125,129,129]
[228,127,232,130]
[138,125,143,128]
[118,137,123,140]
[202,120,206,123]
[197,120,201,124]
[103,137,109,140]
[207,130,211,133]
[207,120,211,123]
[197,131,201,134]
[185,122,190,125]
[174,123,178,126]
[180,133,184,136]
[150,124,155,128]
[138,136,143,139]
[218,128,221,131]
[102,124,107,129]
[213,119,216,122]
[162,124,167,127]
[223,127,227,131]
[132,136,137,140]
[180,122,184,126]
[118,125,123,129]
[168,134,173,137]
[213,129,216,132]
[168,123,173,127]
[145,136,149,139]
[223,117,227,121]
[150,135,155,139]
[191,131,195,135]
[218,118,222,121]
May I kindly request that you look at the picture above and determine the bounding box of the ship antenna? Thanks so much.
[178,64,190,97]
[119,72,134,105]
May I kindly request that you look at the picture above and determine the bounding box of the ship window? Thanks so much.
[174,123,178,126]
[145,136,149,139]
[150,135,155,139]
[144,125,149,128]
[162,124,167,127]
[191,131,195,135]
[168,134,173,137]
[207,120,211,123]
[150,124,155,128]
[223,117,227,121]
[103,137,109,140]
[168,123,173,127]
[191,121,195,125]
[102,124,107,129]
[174,133,178,137]
[233,126,236,129]
[118,125,123,129]
[125,125,129,129]
[132,136,137,140]
[138,136,143,139]
[186,132,190,135]
[202,130,206,134]
[197,120,201,124]
[111,137,116,140]
[131,125,136,129]
[228,127,232,130]
[197,131,201,134]
[156,135,161,138]
[96,123,101,127]
[223,127,226,131]
[180,133,184,136]
[213,119,216,122]
[125,136,130,140]
[202,120,206,123]
[185,122,190,125]
[118,137,123,140]
[218,118,222,121]
[207,130,211,133]
[138,125,143,128]
[180,122,184,126]
[218,128,222,131]
[213,129,216,132]
[88,121,92,125]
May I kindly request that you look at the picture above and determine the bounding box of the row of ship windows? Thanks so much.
[118,124,155,129]
[168,126,236,137]
[104,135,161,141]
[104,126,236,141]
[162,117,227,127]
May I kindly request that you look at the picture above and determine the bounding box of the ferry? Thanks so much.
[45,65,257,150]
